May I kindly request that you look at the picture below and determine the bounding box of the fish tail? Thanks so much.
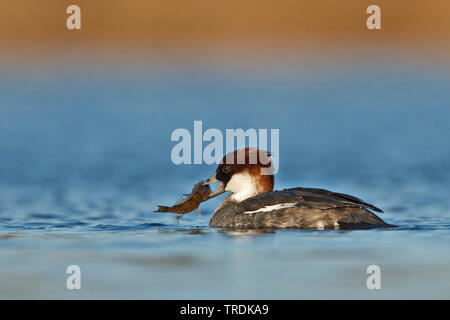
[154,205,170,213]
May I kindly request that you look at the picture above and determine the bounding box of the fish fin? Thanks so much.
[173,198,186,205]
[196,207,201,217]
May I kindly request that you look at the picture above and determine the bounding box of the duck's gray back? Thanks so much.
[209,187,395,230]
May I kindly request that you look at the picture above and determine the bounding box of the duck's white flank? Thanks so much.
[244,202,298,214]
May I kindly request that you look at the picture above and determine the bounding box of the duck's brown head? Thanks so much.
[203,148,274,202]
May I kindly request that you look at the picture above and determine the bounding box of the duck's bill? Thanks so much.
[202,173,226,200]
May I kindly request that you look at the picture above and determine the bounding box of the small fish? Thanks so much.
[154,181,212,216]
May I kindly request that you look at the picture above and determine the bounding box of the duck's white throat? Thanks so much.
[225,171,259,202]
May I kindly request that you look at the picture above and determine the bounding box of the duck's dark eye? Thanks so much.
[222,165,231,174]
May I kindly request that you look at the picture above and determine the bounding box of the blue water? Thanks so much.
[0,59,449,298]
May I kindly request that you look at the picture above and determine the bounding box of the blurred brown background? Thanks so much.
[0,0,449,65]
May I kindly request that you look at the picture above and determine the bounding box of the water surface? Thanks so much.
[0,61,449,298]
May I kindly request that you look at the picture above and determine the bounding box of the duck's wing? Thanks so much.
[286,187,383,213]
[238,187,382,213]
